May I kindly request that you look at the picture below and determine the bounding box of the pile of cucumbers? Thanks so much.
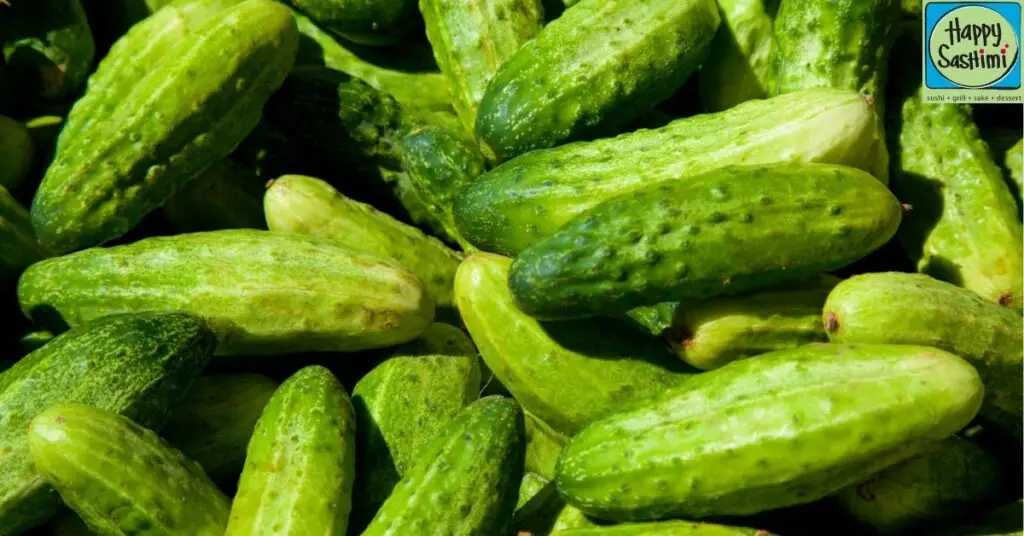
[1,0,1022,534]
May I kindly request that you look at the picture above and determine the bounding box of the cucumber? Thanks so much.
[160,374,278,483]
[23,114,63,185]
[225,366,356,536]
[15,330,54,357]
[455,253,694,435]
[509,163,902,319]
[399,124,487,250]
[836,437,1003,534]
[1,0,95,102]
[888,44,1023,311]
[0,185,50,282]
[551,521,772,535]
[396,321,476,356]
[939,501,1023,536]
[455,88,888,256]
[28,404,231,536]
[362,396,525,535]
[420,0,545,133]
[637,275,840,370]
[264,174,462,308]
[515,473,598,535]
[1006,139,1022,206]
[31,0,298,253]
[17,230,434,356]
[476,0,720,162]
[162,160,266,233]
[525,411,568,480]
[0,312,215,535]
[0,115,33,189]
[285,0,419,46]
[824,272,1023,440]
[555,343,983,521]
[349,326,480,531]
[697,0,777,112]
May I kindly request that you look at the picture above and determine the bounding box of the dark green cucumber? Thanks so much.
[0,115,34,189]
[23,114,62,185]
[0,185,50,282]
[889,44,1023,311]
[641,275,840,370]
[1,0,95,101]
[29,404,230,536]
[475,0,719,162]
[225,366,356,536]
[1006,139,1022,207]
[556,343,983,521]
[455,88,888,256]
[162,160,266,233]
[552,521,772,535]
[420,0,545,133]
[31,0,298,253]
[349,326,480,531]
[285,0,419,45]
[264,174,462,308]
[824,272,1023,440]
[455,253,694,435]
[698,0,777,112]
[525,411,568,480]
[938,501,1023,536]
[0,312,215,536]
[160,374,278,483]
[510,163,902,319]
[836,437,1002,534]
[362,396,525,535]
[17,230,434,356]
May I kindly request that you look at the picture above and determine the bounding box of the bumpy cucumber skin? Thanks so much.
[824,272,1023,440]
[225,366,356,536]
[31,0,298,253]
[556,343,984,522]
[698,0,776,112]
[552,520,769,535]
[17,230,434,356]
[836,437,1002,534]
[420,0,544,133]
[890,88,1023,311]
[349,329,480,531]
[395,322,476,357]
[362,396,525,536]
[163,160,266,233]
[475,0,720,162]
[0,116,34,189]
[455,253,694,435]
[456,88,887,256]
[29,404,230,536]
[525,411,568,480]
[285,0,419,45]
[0,186,50,282]
[510,163,902,319]
[1005,139,1022,207]
[0,313,215,536]
[265,174,462,308]
[1,0,95,101]
[161,374,279,483]
[653,275,840,370]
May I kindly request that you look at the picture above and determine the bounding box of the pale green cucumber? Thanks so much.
[698,0,777,112]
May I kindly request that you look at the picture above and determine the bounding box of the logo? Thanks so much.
[924,1,1023,103]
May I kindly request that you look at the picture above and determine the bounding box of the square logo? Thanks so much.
[924,1,1024,103]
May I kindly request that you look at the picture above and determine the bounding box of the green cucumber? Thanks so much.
[525,411,568,480]
[824,272,1023,440]
[455,253,694,436]
[362,396,525,535]
[939,501,1023,536]
[476,0,720,162]
[455,88,888,256]
[285,0,419,46]
[0,312,215,535]
[889,45,1023,311]
[0,115,34,189]
[0,185,50,282]
[552,521,772,535]
[836,437,1002,534]
[420,0,544,133]
[31,0,298,253]
[1,0,95,101]
[555,343,983,521]
[15,330,54,357]
[225,366,356,536]
[1006,139,1022,205]
[17,229,434,356]
[162,160,266,233]
[642,275,840,370]
[349,326,480,531]
[515,473,598,535]
[697,0,777,112]
[264,174,462,308]
[901,0,921,19]
[160,374,278,483]
[29,404,230,536]
[509,163,901,319]
[24,115,63,184]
